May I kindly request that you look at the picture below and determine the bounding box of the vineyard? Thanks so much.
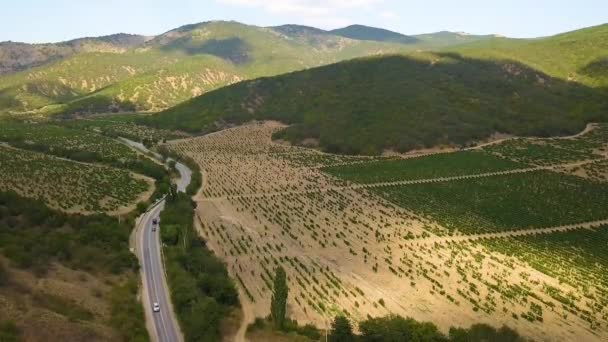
[0,145,151,214]
[322,151,526,183]
[60,114,189,143]
[373,171,608,234]
[482,124,608,166]
[477,225,608,331]
[0,120,166,178]
[166,122,608,341]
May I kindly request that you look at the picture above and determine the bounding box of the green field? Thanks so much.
[322,151,527,183]
[0,145,149,213]
[373,171,608,234]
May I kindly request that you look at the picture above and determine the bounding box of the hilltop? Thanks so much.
[330,24,419,44]
[453,23,608,88]
[0,21,496,116]
[0,33,149,75]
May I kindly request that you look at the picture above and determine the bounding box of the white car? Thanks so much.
[153,302,160,312]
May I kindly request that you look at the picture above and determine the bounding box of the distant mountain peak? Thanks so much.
[330,24,419,44]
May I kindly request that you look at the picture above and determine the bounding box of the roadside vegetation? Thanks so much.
[160,193,239,341]
[0,190,148,341]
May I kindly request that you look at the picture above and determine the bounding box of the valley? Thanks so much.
[0,12,607,342]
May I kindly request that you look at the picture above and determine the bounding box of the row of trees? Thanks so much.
[160,193,239,341]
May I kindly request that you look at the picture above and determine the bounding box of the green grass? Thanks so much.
[322,151,527,183]
[147,53,606,154]
[373,171,608,234]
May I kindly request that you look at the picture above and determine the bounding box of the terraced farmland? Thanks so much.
[0,145,151,214]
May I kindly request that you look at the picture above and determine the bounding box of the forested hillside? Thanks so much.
[145,52,606,154]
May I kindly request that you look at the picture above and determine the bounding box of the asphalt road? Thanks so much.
[135,148,192,342]
[139,201,182,342]
[174,161,192,193]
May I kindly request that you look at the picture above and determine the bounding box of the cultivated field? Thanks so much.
[170,122,608,341]
[0,145,152,214]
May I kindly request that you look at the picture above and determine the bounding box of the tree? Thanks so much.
[329,315,355,342]
[270,266,288,329]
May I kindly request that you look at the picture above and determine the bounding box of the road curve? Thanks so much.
[129,139,192,342]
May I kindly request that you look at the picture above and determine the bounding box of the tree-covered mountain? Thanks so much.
[0,21,502,116]
[143,52,606,154]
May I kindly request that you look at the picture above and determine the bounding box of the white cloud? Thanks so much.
[218,0,384,28]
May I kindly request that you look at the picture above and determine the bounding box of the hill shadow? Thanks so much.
[161,37,251,64]
[579,57,608,79]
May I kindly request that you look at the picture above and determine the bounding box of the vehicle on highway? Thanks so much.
[153,302,160,312]
[152,218,158,225]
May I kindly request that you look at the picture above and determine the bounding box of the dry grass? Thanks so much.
[0,257,120,341]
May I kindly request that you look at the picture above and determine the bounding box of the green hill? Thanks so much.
[453,24,608,88]
[413,31,498,48]
[143,52,606,154]
[330,25,419,44]
[0,21,426,115]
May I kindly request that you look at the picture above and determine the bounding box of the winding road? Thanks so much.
[128,136,191,342]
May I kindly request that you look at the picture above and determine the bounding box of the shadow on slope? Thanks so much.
[160,36,251,64]
[145,53,608,155]
[579,57,608,80]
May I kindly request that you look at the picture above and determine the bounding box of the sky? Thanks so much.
[2,0,607,43]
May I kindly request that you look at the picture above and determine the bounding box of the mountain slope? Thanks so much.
[144,53,606,154]
[0,34,148,75]
[413,31,498,48]
[0,21,422,115]
[330,25,419,44]
[453,23,608,88]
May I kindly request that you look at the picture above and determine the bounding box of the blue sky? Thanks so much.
[3,0,607,43]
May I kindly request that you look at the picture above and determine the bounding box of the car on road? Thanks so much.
[152,218,158,225]
[153,302,160,312]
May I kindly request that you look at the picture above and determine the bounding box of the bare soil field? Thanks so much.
[170,122,608,341]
